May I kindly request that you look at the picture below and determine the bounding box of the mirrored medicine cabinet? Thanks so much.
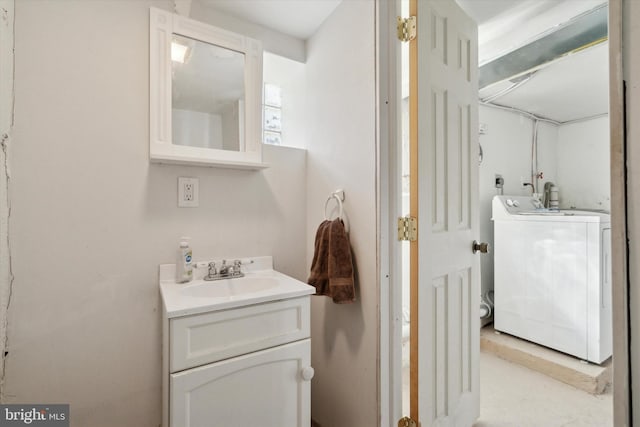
[149,8,267,169]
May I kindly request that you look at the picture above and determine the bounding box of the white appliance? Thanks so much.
[492,195,612,364]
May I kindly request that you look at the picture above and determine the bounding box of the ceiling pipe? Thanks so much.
[480,71,537,104]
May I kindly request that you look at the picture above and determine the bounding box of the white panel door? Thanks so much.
[171,339,311,427]
[413,0,480,425]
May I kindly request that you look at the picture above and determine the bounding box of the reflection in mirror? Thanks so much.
[171,34,245,151]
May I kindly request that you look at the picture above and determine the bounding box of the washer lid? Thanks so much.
[492,196,610,223]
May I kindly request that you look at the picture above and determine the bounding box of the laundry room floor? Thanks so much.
[401,340,612,426]
[480,325,612,394]
[475,351,613,427]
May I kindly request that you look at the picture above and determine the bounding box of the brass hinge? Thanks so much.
[397,16,417,42]
[398,416,418,427]
[397,216,417,241]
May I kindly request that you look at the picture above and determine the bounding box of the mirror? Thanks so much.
[172,34,245,151]
[150,8,266,169]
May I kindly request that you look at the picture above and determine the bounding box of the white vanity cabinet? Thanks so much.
[160,259,315,427]
[171,339,310,426]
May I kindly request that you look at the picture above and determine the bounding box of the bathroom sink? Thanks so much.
[180,277,279,298]
[159,256,315,318]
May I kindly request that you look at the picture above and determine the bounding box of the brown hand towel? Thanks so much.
[308,218,355,304]
[308,220,331,296]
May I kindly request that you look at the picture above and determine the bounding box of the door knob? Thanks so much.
[473,241,489,254]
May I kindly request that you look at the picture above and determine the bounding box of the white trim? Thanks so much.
[377,0,403,425]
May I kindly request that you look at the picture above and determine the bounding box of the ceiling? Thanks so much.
[456,0,531,25]
[479,42,609,123]
[456,0,608,123]
[197,0,341,40]
[192,0,609,123]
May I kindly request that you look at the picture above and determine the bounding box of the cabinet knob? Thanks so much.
[301,366,315,381]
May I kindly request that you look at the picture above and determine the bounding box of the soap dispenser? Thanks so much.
[176,239,193,283]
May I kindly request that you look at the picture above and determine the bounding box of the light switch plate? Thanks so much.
[178,177,199,207]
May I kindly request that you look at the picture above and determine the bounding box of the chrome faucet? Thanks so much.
[219,260,232,276]
[204,259,245,281]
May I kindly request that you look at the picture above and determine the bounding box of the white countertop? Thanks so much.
[159,256,315,319]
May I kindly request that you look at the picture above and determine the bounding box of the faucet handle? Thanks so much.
[232,260,244,276]
[208,262,217,276]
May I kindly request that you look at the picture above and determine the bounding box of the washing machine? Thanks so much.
[492,195,612,364]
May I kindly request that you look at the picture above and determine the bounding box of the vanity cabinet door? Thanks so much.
[170,339,311,427]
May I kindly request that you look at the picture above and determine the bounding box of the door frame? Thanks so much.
[376,0,403,425]
[377,0,631,425]
[608,0,631,425]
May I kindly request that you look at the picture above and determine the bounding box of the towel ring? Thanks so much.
[324,194,343,220]
[324,190,345,221]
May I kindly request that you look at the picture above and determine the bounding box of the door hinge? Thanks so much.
[397,16,417,42]
[398,216,417,241]
[398,416,418,427]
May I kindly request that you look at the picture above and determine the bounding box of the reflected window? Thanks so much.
[263,83,282,145]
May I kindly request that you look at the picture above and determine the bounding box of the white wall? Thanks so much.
[304,1,377,426]
[172,108,223,149]
[4,2,308,426]
[557,116,611,210]
[478,105,558,295]
[263,52,308,150]
[623,0,640,420]
[221,101,241,151]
